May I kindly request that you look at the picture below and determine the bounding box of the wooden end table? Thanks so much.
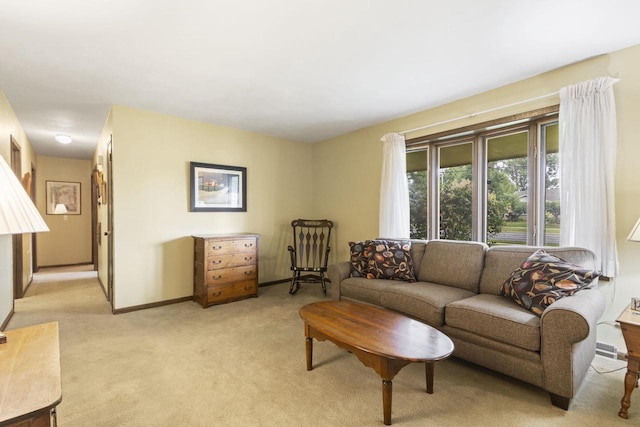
[299,301,454,425]
[617,304,640,419]
[0,322,62,426]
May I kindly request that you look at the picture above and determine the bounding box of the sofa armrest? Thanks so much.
[540,288,606,398]
[327,262,351,300]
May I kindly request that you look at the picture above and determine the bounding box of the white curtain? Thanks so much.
[559,77,618,277]
[379,132,410,239]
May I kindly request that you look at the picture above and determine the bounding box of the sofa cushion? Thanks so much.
[408,240,427,278]
[500,249,601,316]
[380,281,475,327]
[418,240,487,292]
[478,246,598,296]
[446,294,541,352]
[340,277,389,306]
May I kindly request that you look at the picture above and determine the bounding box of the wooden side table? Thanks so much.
[617,305,640,419]
[0,322,62,426]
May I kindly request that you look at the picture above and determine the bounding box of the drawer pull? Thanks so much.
[244,286,254,291]
[211,291,222,297]
[211,275,222,280]
[212,260,222,265]
[244,271,253,276]
[244,256,253,261]
[244,243,253,247]
[212,245,223,250]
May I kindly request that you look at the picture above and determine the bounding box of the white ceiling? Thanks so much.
[2,1,640,160]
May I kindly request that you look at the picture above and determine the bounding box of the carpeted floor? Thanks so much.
[7,266,635,426]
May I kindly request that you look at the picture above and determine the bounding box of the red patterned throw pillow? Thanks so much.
[349,240,416,282]
[500,249,601,316]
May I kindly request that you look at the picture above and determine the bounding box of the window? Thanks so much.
[407,107,559,246]
[438,142,473,241]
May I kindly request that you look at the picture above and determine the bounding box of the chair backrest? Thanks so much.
[291,219,333,271]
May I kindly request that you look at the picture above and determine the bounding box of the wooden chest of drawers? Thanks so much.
[193,234,259,308]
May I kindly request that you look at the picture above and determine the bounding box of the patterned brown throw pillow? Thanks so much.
[365,240,416,282]
[500,249,601,316]
[349,241,371,277]
[349,240,416,282]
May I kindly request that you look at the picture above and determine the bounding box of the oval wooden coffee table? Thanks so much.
[299,301,454,425]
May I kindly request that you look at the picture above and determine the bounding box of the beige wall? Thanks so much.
[0,88,38,325]
[104,105,313,310]
[36,156,92,267]
[312,45,640,350]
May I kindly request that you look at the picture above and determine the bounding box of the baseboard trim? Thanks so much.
[38,262,94,269]
[112,279,292,314]
[22,276,34,297]
[259,278,290,287]
[97,276,108,299]
[1,308,15,331]
[113,296,194,314]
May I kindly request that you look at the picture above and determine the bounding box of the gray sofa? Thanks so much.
[327,239,606,410]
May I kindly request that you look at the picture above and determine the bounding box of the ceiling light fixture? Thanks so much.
[55,134,72,144]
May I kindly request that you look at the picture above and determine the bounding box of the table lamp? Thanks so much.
[53,203,67,214]
[628,217,640,243]
[0,155,49,234]
[1,155,49,344]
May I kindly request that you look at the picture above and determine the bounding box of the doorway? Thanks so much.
[91,166,99,273]
[107,138,114,310]
[10,136,23,299]
[30,162,38,273]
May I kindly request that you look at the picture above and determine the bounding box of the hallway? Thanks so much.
[8,265,109,331]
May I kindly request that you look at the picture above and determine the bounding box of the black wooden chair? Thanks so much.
[287,219,333,294]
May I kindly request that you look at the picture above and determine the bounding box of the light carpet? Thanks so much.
[7,266,635,426]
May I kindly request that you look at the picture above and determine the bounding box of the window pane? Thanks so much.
[486,131,529,246]
[407,150,428,239]
[543,123,560,246]
[439,143,473,241]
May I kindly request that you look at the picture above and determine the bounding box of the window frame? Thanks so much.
[406,106,559,245]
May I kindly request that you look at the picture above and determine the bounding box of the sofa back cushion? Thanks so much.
[479,246,599,295]
[409,239,427,276]
[418,240,487,292]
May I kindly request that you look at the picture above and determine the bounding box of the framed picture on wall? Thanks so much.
[189,162,247,212]
[46,181,81,215]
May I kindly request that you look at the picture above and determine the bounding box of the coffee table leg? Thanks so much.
[305,336,313,371]
[426,362,434,394]
[382,379,392,425]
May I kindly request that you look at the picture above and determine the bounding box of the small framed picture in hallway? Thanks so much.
[46,180,81,215]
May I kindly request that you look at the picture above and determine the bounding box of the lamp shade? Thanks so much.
[0,155,49,235]
[628,217,640,242]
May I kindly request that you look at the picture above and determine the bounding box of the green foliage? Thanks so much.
[439,166,473,240]
[493,157,527,191]
[546,153,559,189]
[546,200,561,224]
[408,170,428,239]
[409,159,531,241]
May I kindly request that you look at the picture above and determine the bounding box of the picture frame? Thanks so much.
[46,180,81,215]
[189,162,247,212]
